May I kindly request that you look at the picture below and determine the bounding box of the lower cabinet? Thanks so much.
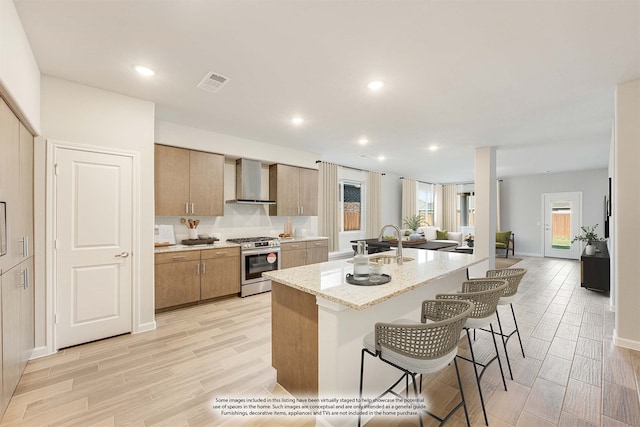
[1,257,34,414]
[154,247,241,311]
[201,248,241,300]
[580,241,610,292]
[281,239,329,269]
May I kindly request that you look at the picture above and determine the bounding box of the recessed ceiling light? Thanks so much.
[428,145,438,152]
[291,116,304,125]
[367,80,384,91]
[377,155,385,161]
[358,138,368,145]
[134,65,155,77]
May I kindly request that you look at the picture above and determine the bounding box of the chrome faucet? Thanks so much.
[378,224,403,265]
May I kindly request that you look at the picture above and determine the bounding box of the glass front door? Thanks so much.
[543,192,582,259]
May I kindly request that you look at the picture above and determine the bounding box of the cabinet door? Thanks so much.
[299,168,318,216]
[200,255,240,299]
[18,123,34,259]
[189,150,224,216]
[2,265,21,409]
[154,260,201,310]
[306,240,328,265]
[269,164,300,216]
[154,145,190,216]
[281,242,307,268]
[0,98,20,271]
[20,258,34,365]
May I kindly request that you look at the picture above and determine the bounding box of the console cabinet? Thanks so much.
[269,164,318,216]
[580,241,610,292]
[154,247,241,311]
[154,144,224,216]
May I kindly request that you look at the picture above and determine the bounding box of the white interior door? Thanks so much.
[543,192,582,259]
[54,146,133,349]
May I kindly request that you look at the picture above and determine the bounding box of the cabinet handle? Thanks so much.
[185,203,189,214]
[18,236,29,257]
[171,255,186,260]
[24,267,29,290]
[196,263,200,275]
[301,206,303,215]
[215,252,227,256]
[202,262,206,274]
[191,203,195,214]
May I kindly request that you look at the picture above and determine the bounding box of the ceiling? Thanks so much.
[14,0,640,183]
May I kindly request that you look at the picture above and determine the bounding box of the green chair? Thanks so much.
[496,231,513,258]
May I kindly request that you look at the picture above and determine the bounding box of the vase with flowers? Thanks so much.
[571,224,604,255]
[464,234,475,247]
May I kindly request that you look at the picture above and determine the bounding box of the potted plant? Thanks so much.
[464,234,475,247]
[571,224,605,255]
[403,215,422,241]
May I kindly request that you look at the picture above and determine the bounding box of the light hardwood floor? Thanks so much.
[1,256,639,426]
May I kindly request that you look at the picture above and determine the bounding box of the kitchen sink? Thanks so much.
[347,255,414,264]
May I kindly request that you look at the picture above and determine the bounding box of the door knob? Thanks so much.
[115,251,130,258]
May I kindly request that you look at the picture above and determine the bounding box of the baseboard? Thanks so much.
[613,333,640,351]
[30,345,54,360]
[516,251,543,257]
[135,320,157,334]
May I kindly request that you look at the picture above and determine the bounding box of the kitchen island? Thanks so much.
[263,248,484,426]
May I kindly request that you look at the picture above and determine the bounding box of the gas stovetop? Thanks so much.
[226,236,281,250]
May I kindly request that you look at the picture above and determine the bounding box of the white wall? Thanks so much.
[613,78,640,350]
[36,75,156,355]
[500,168,608,256]
[0,0,40,134]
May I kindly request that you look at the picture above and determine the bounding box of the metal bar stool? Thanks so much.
[437,278,509,426]
[358,299,475,427]
[479,268,528,380]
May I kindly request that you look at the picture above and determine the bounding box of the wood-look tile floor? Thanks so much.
[2,256,639,426]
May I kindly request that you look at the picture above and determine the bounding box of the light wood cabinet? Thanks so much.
[281,239,328,269]
[200,248,241,300]
[269,164,318,216]
[154,251,201,310]
[154,247,240,311]
[154,144,224,216]
[0,98,35,419]
[1,258,33,412]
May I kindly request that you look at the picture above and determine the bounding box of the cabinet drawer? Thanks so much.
[200,247,240,260]
[281,241,305,251]
[155,251,201,264]
[305,239,328,249]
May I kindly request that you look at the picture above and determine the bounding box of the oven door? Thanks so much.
[241,248,281,285]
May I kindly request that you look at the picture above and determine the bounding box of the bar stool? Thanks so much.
[437,278,509,426]
[358,299,475,427]
[480,268,527,380]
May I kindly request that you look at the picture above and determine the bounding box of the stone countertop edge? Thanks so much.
[278,236,329,243]
[263,249,487,311]
[154,242,240,253]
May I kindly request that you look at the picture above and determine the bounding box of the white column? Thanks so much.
[473,146,497,273]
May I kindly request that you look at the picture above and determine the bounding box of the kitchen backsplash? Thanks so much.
[156,203,318,242]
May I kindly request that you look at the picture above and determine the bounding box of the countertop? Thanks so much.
[263,248,485,310]
[154,241,240,253]
[278,236,328,243]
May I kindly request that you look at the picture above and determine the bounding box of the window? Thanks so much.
[339,180,363,232]
[417,182,435,226]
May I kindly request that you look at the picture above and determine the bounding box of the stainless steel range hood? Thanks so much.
[225,158,276,205]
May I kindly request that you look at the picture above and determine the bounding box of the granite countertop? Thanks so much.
[154,241,240,253]
[278,236,329,243]
[263,248,485,310]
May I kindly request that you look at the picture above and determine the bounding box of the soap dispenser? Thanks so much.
[353,241,369,281]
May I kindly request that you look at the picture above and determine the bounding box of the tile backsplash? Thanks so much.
[156,203,318,243]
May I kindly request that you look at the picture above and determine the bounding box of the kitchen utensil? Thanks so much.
[194,219,200,228]
[188,219,194,229]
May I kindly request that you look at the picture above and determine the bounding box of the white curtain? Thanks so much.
[434,184,443,228]
[401,178,417,225]
[366,171,382,238]
[318,162,339,252]
[442,184,458,232]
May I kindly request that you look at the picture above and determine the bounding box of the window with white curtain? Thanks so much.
[417,181,435,226]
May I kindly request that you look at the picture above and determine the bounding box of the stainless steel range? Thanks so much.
[226,236,281,297]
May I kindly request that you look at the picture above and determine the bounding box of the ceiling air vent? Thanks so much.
[197,71,230,93]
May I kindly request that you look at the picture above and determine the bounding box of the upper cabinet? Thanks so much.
[154,144,224,216]
[269,164,318,216]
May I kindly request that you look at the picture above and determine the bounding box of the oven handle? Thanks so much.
[242,248,281,256]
